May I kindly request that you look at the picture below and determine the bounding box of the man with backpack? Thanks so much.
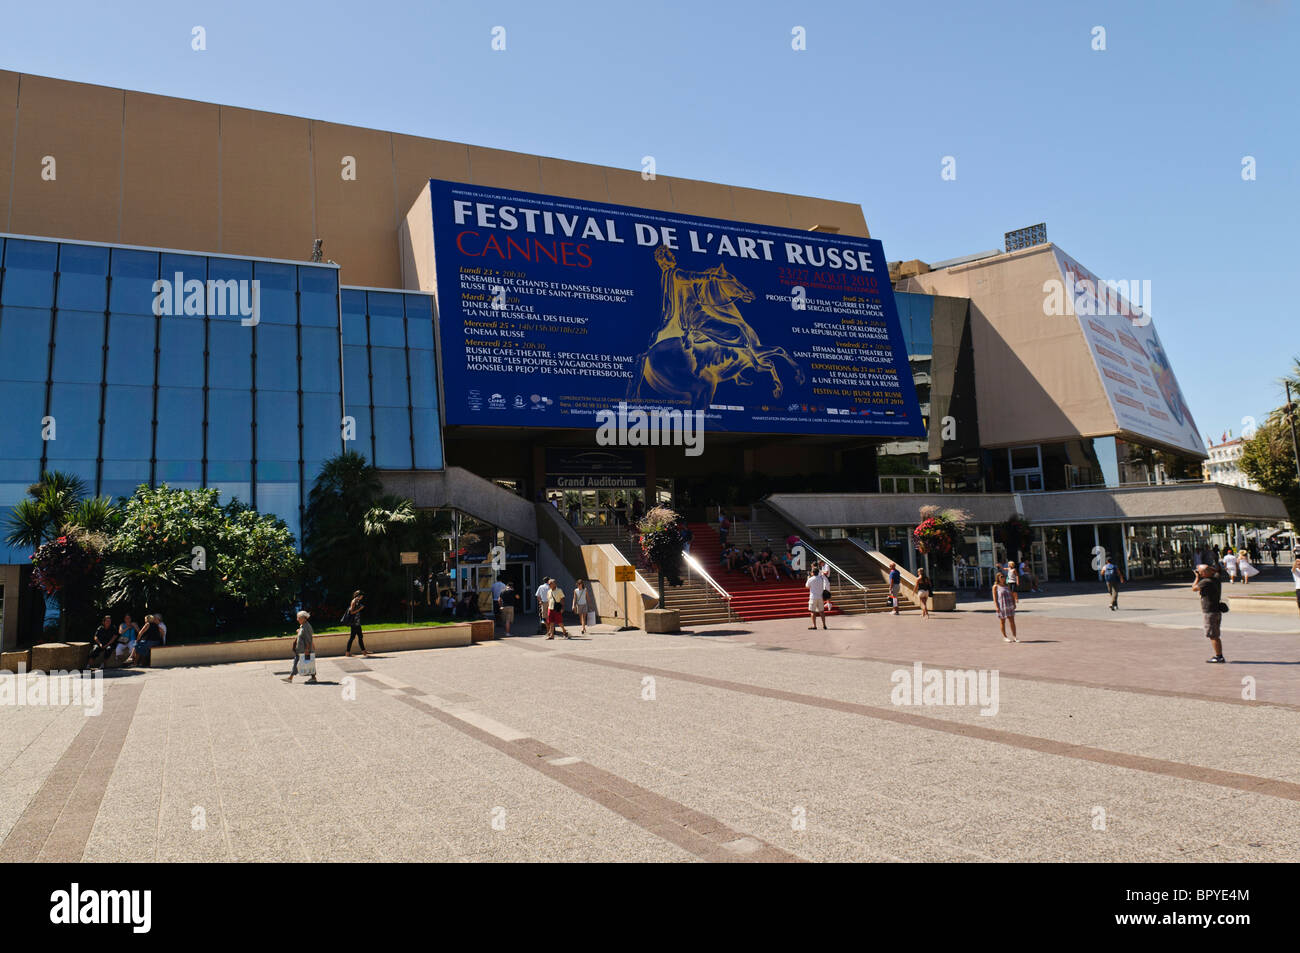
[1101,556,1125,610]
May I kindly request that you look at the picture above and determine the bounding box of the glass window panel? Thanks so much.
[160,253,207,282]
[253,261,296,325]
[155,459,202,486]
[0,480,39,564]
[205,480,251,507]
[408,352,437,409]
[373,407,412,469]
[47,383,101,459]
[0,382,47,462]
[341,290,367,345]
[367,292,404,319]
[0,460,40,481]
[300,327,340,394]
[155,387,204,461]
[52,310,106,384]
[256,391,299,461]
[412,408,443,470]
[205,257,253,323]
[368,310,405,348]
[207,389,252,461]
[342,345,370,405]
[155,253,208,319]
[369,348,408,407]
[299,266,337,328]
[0,307,52,381]
[256,481,301,544]
[256,324,298,391]
[105,314,157,386]
[1,239,57,307]
[40,458,97,487]
[208,322,252,389]
[257,460,298,481]
[101,385,154,461]
[302,393,341,467]
[101,460,150,502]
[57,244,110,311]
[108,249,160,315]
[157,318,205,386]
[343,403,373,464]
[404,295,434,349]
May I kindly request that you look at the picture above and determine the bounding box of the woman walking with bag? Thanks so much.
[915,569,933,619]
[993,572,1019,642]
[572,579,592,635]
[286,610,317,684]
[344,590,372,657]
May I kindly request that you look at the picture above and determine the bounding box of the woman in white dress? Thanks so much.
[1236,550,1259,584]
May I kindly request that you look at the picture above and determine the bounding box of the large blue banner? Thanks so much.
[428,179,924,437]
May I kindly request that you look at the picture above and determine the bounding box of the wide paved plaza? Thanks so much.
[3,580,1298,863]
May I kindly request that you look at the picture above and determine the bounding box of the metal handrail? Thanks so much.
[681,551,735,620]
[796,539,869,591]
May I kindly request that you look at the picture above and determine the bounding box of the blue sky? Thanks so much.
[3,0,1296,444]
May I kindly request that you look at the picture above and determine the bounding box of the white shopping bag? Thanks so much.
[297,653,316,677]
[587,611,597,626]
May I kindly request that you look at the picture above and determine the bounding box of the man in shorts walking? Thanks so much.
[806,568,830,630]
[1193,563,1225,663]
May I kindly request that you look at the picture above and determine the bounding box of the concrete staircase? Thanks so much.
[732,511,917,616]
[690,522,862,622]
[575,524,735,626]
[812,537,919,614]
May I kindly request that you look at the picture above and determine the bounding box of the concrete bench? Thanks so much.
[30,642,91,671]
[1,649,31,673]
[1228,595,1299,616]
[150,621,489,669]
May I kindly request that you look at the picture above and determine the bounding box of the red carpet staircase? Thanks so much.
[687,522,860,622]
[575,518,912,626]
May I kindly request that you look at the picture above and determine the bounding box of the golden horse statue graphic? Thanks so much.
[627,247,805,410]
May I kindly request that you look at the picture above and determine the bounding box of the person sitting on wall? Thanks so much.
[88,615,119,669]
[757,547,778,581]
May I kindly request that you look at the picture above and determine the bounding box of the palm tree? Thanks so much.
[362,497,416,536]
[5,472,121,638]
[101,553,196,615]
[4,471,89,548]
[303,452,409,610]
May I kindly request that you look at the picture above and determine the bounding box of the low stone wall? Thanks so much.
[1228,595,1299,616]
[30,642,91,670]
[929,591,957,612]
[151,624,476,669]
[2,649,32,673]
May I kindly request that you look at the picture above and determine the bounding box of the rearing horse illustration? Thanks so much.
[627,247,805,410]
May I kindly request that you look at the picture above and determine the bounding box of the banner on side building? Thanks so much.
[1053,247,1204,457]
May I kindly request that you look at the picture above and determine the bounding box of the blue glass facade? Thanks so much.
[893,291,935,357]
[341,288,443,472]
[0,235,443,564]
